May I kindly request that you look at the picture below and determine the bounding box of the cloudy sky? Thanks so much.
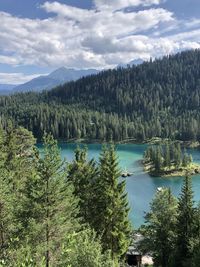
[0,0,200,84]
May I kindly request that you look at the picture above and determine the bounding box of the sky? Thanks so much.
[0,0,200,84]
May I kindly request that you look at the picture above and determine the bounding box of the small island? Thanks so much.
[143,142,200,177]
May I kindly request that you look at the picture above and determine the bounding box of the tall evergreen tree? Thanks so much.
[0,175,13,262]
[68,146,98,226]
[191,203,200,267]
[175,175,196,267]
[174,143,182,167]
[96,145,131,263]
[154,146,163,172]
[0,126,37,263]
[164,143,171,168]
[4,127,36,192]
[140,188,178,267]
[15,134,79,266]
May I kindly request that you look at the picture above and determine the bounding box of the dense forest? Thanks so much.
[0,126,130,266]
[1,49,200,142]
[2,126,200,266]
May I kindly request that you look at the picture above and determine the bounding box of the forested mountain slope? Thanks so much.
[0,49,200,142]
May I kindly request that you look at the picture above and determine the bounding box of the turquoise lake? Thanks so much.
[48,143,200,229]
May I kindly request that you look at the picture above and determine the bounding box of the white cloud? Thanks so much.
[0,55,20,65]
[42,1,91,20]
[0,0,199,74]
[0,72,43,84]
[94,0,162,11]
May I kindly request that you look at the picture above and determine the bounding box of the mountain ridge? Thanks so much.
[0,59,144,94]
[12,67,99,93]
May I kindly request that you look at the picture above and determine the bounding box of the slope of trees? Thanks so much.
[0,126,130,266]
[2,127,200,266]
[140,176,200,267]
[1,49,200,141]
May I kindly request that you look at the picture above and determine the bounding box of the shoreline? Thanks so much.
[143,161,200,178]
[37,137,200,148]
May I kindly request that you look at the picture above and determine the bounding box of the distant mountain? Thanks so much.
[117,58,144,68]
[49,67,99,82]
[13,67,99,93]
[129,59,144,66]
[0,84,15,95]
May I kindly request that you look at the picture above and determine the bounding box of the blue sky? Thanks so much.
[0,0,200,84]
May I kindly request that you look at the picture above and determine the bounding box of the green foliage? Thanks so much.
[68,145,131,262]
[191,203,200,267]
[140,188,178,267]
[175,176,196,267]
[144,142,193,174]
[0,127,128,266]
[59,229,115,267]
[139,175,200,267]
[68,146,98,225]
[0,126,37,262]
[15,133,80,266]
[96,145,131,260]
[1,50,200,142]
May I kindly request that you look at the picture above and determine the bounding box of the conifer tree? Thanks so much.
[0,126,37,263]
[154,146,162,172]
[191,203,200,267]
[174,143,182,167]
[140,188,178,267]
[164,143,171,168]
[95,145,131,263]
[15,134,79,266]
[68,146,98,226]
[182,149,188,167]
[0,175,13,262]
[175,175,196,267]
[4,127,36,192]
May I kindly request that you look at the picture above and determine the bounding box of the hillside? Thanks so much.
[0,49,200,142]
[13,67,99,92]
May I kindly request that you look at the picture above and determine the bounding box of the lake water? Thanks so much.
[43,143,200,229]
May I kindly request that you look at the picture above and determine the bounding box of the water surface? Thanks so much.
[40,143,200,228]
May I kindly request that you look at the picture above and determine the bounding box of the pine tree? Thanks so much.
[140,188,178,267]
[0,175,13,262]
[164,143,171,168]
[175,176,196,267]
[154,146,163,172]
[182,149,189,167]
[0,126,37,263]
[174,143,182,168]
[191,203,200,267]
[68,146,98,226]
[15,134,79,266]
[4,127,36,192]
[95,145,131,263]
